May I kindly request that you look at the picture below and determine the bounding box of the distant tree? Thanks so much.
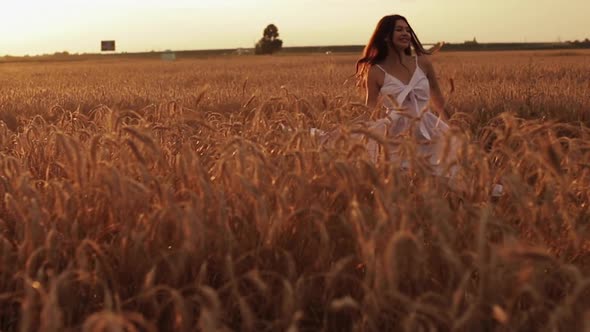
[255,24,283,55]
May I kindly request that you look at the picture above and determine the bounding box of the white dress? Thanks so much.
[311,56,503,196]
[372,56,457,175]
[312,56,457,176]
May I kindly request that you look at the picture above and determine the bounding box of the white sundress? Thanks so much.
[311,56,503,196]
[312,56,457,176]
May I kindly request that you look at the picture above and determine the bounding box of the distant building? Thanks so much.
[464,37,478,45]
[235,48,253,55]
[161,50,176,61]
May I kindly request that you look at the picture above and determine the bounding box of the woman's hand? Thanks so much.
[427,41,445,54]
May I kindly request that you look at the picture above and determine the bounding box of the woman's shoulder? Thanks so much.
[366,63,386,87]
[369,61,385,70]
[367,63,386,76]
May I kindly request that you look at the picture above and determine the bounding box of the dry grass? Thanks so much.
[1,50,590,331]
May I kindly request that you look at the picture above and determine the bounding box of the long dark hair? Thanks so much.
[355,15,430,85]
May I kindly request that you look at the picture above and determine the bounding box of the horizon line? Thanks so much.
[1,40,587,58]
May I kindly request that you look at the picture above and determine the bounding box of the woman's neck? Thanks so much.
[386,49,409,64]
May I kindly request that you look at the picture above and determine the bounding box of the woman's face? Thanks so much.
[390,20,412,51]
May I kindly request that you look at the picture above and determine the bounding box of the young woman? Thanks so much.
[312,14,502,196]
[359,14,503,196]
[357,14,448,119]
[353,14,455,176]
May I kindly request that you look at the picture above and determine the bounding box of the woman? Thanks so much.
[312,14,502,196]
[352,14,457,177]
[357,15,447,117]
[354,14,503,196]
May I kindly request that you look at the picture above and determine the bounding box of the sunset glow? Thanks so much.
[1,0,588,56]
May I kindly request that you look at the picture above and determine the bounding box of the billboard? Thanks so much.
[101,40,116,51]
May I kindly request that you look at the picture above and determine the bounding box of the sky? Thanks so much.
[0,0,588,56]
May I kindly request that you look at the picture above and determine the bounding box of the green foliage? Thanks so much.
[255,24,283,55]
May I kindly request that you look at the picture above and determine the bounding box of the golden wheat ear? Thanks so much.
[428,41,445,54]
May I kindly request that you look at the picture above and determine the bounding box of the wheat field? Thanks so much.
[1,50,590,331]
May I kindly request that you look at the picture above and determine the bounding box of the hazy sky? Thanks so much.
[1,0,588,56]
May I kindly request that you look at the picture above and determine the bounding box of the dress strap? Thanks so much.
[374,64,387,73]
